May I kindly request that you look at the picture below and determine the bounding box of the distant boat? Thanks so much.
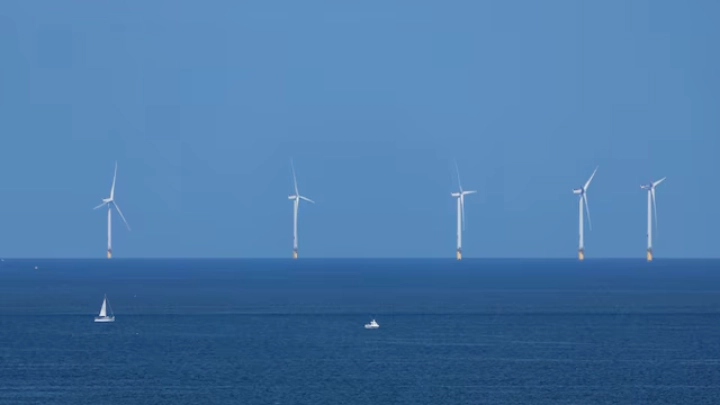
[364,319,379,329]
[94,294,115,323]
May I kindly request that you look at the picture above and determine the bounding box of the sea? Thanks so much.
[0,258,719,404]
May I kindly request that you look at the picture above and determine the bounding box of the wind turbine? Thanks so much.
[288,160,314,259]
[94,161,130,258]
[572,166,597,261]
[641,177,666,262]
[451,161,476,260]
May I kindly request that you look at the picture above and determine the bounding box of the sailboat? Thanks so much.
[94,294,115,323]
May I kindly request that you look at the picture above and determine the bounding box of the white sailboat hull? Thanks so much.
[364,324,379,329]
[94,316,115,323]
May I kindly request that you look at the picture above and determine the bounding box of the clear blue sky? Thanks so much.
[0,1,718,258]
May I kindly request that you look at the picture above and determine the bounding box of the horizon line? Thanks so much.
[1,257,718,261]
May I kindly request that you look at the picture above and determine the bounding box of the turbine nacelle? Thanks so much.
[641,177,666,191]
[289,194,314,203]
[451,192,460,197]
[572,188,583,195]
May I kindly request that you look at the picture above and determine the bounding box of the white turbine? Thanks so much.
[641,176,665,261]
[288,159,314,259]
[451,161,476,260]
[93,161,130,258]
[572,166,597,261]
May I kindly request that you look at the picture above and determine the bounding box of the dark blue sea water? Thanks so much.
[1,258,719,404]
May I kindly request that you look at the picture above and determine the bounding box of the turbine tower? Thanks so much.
[288,160,314,259]
[94,161,131,258]
[572,166,597,261]
[641,177,666,262]
[451,161,476,260]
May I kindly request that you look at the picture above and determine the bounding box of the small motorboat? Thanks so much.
[364,319,379,329]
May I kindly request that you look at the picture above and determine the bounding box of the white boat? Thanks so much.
[364,319,379,329]
[94,294,115,323]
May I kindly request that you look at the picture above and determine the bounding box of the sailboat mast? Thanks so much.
[106,295,113,316]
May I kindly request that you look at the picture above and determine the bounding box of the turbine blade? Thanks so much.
[584,194,592,231]
[463,190,477,195]
[291,159,299,196]
[299,196,315,204]
[652,188,658,234]
[113,202,131,231]
[584,166,598,191]
[653,177,666,187]
[93,202,108,210]
[110,161,118,200]
[454,160,463,192]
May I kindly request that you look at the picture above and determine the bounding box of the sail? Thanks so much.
[99,297,107,317]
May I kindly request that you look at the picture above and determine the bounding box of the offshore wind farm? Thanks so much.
[86,160,677,261]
